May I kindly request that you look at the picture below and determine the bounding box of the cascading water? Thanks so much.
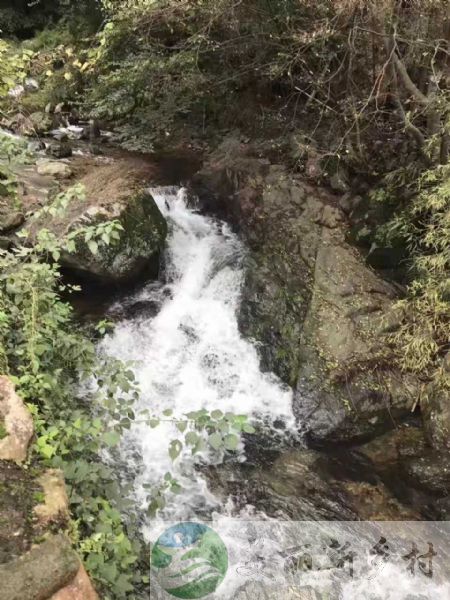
[100,188,450,599]
[100,186,295,518]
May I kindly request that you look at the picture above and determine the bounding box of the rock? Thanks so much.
[59,189,167,284]
[315,204,342,228]
[421,376,450,451]
[0,534,80,600]
[34,469,70,529]
[192,138,416,443]
[36,160,72,179]
[204,450,357,521]
[29,112,52,135]
[50,565,98,600]
[402,452,450,496]
[0,236,11,250]
[0,376,34,463]
[46,141,72,159]
[0,211,25,233]
[204,448,415,521]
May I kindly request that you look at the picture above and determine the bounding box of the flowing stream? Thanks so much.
[100,187,450,599]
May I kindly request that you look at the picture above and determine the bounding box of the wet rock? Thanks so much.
[193,137,416,443]
[204,448,415,521]
[402,452,450,496]
[341,480,417,520]
[0,376,34,463]
[0,534,80,600]
[36,159,72,179]
[205,450,357,520]
[34,469,70,529]
[50,565,99,600]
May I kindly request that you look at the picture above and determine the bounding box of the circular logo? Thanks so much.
[151,522,228,599]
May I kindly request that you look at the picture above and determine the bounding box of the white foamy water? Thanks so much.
[100,188,449,599]
[100,187,294,523]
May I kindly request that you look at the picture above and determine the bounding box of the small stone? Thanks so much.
[46,141,72,159]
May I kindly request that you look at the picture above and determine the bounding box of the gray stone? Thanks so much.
[36,160,72,179]
[192,137,417,443]
[0,211,24,233]
[0,534,80,600]
[46,141,72,159]
[59,190,167,284]
[403,452,450,495]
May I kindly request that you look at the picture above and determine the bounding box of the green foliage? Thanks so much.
[0,175,253,596]
[383,165,450,391]
[0,40,34,99]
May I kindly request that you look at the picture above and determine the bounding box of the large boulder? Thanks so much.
[0,534,80,600]
[0,376,34,463]
[50,565,98,600]
[192,138,417,444]
[59,189,167,284]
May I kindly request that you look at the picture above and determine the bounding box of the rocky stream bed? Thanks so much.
[1,124,449,599]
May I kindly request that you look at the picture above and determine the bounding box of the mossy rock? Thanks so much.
[61,190,167,284]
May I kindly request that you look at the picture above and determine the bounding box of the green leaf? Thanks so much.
[176,421,187,433]
[163,409,173,417]
[169,439,182,461]
[185,431,199,446]
[243,424,256,434]
[88,240,98,255]
[223,433,239,451]
[102,431,121,447]
[208,432,223,451]
[211,409,223,420]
